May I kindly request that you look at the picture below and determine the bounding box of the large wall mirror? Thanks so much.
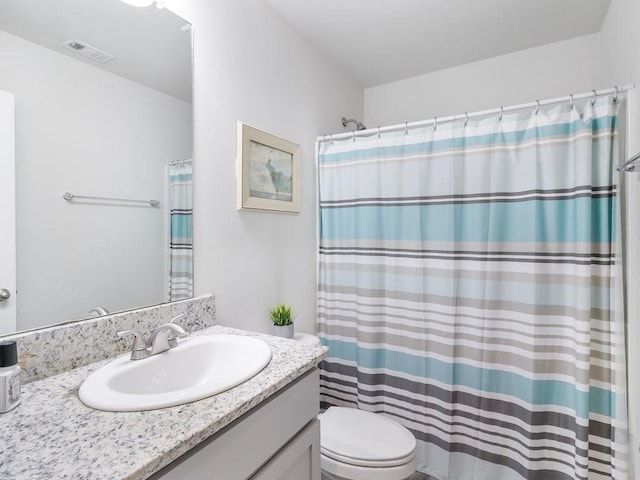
[0,0,193,334]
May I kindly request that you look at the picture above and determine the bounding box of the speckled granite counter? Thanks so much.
[4,294,216,384]
[0,326,328,480]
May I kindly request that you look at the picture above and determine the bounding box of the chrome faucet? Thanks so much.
[117,314,188,361]
[148,322,188,355]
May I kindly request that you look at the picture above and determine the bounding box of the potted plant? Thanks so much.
[270,303,295,338]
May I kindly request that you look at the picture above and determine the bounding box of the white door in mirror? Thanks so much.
[0,91,16,335]
[79,335,272,412]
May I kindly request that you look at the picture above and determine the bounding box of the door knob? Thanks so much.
[0,289,10,301]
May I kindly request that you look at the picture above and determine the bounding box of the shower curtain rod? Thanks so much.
[317,84,635,143]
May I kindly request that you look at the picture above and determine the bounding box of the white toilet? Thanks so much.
[294,333,417,480]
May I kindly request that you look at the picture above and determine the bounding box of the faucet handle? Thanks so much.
[169,313,186,325]
[117,329,149,360]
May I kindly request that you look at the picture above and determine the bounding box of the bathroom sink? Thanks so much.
[79,335,272,412]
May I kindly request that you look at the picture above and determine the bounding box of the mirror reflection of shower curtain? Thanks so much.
[168,159,193,301]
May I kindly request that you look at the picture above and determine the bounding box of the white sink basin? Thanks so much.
[79,335,272,412]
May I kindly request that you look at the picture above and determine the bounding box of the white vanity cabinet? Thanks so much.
[150,368,321,480]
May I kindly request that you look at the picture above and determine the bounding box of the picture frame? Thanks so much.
[236,122,300,213]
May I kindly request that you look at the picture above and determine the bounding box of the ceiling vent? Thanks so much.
[62,39,115,64]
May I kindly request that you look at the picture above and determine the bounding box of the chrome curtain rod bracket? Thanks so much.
[63,192,160,207]
[616,151,640,172]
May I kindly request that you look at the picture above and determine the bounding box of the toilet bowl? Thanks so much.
[318,407,416,480]
[295,333,417,480]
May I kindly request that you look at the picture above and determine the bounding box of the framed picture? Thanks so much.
[237,122,300,213]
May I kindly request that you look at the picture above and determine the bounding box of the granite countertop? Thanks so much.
[0,326,328,480]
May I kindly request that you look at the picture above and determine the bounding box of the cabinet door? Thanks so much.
[250,419,320,480]
[149,369,320,480]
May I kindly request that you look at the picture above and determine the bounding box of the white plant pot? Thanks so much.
[272,324,294,339]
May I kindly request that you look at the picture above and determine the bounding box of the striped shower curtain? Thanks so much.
[317,97,627,479]
[168,160,193,301]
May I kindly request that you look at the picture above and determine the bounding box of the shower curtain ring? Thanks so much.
[433,117,437,131]
[352,131,356,142]
[377,126,381,139]
[614,86,619,103]
[591,90,597,106]
[535,100,540,115]
[498,106,503,121]
[464,112,469,126]
[569,94,574,109]
[404,122,408,135]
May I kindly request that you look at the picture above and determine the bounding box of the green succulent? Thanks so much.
[270,303,295,326]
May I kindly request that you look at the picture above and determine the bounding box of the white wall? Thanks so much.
[599,1,640,476]
[364,34,602,127]
[0,30,192,330]
[599,0,640,88]
[165,1,363,335]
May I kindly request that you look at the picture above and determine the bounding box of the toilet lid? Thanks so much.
[319,407,416,467]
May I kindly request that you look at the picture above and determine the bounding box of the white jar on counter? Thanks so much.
[0,340,21,413]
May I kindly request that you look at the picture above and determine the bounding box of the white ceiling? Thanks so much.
[0,0,192,102]
[268,0,612,88]
[1,1,611,99]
